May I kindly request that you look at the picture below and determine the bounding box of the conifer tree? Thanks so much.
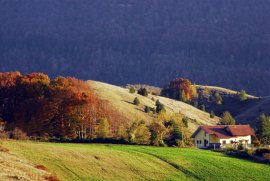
[220,111,235,125]
[144,106,150,113]
[133,97,140,105]
[210,110,215,118]
[200,104,206,112]
[256,114,270,144]
[138,87,148,97]
[238,89,247,102]
[155,100,166,114]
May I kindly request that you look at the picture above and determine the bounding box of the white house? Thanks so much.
[191,125,255,148]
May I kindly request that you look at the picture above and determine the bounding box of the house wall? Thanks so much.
[209,135,219,143]
[219,136,252,145]
[194,129,210,148]
[194,130,252,148]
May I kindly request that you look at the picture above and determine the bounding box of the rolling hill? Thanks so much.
[87,80,220,132]
[235,97,270,125]
[2,141,270,181]
[196,85,270,126]
[123,82,270,127]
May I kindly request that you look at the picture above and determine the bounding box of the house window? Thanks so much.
[230,140,234,144]
[222,140,226,144]
[197,140,202,144]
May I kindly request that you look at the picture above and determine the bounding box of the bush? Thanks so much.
[44,175,60,181]
[10,128,28,140]
[237,143,245,151]
[263,153,270,160]
[133,97,140,105]
[144,106,150,113]
[255,148,270,157]
[247,149,255,157]
[129,87,136,93]
[35,164,48,171]
[138,88,148,97]
[0,147,9,152]
[128,121,151,145]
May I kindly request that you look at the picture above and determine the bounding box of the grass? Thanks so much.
[3,141,270,181]
[87,80,219,132]
[0,142,52,180]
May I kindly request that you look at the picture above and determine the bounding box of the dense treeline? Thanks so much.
[0,1,270,96]
[0,72,192,146]
[0,72,127,140]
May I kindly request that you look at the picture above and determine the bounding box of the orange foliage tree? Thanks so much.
[0,72,127,140]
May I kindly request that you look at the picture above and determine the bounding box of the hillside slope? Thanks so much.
[0,144,54,180]
[87,80,219,132]
[196,85,270,126]
[235,97,270,125]
[196,85,258,99]
[3,141,270,181]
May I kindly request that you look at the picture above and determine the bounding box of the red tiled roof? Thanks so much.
[227,125,255,136]
[191,125,255,139]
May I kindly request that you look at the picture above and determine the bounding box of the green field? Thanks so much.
[2,141,270,181]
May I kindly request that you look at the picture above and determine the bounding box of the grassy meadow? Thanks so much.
[2,141,270,181]
[87,80,219,132]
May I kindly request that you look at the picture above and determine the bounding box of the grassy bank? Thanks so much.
[2,141,270,181]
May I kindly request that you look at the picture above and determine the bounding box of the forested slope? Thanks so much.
[1,0,270,95]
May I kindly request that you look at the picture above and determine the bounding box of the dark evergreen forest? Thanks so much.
[1,0,270,96]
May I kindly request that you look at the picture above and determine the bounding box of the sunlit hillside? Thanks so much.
[87,80,220,132]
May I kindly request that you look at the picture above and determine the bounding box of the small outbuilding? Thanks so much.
[191,125,255,148]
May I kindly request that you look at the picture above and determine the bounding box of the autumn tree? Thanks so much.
[95,118,110,138]
[161,78,195,102]
[148,121,167,146]
[0,72,126,140]
[128,120,151,145]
